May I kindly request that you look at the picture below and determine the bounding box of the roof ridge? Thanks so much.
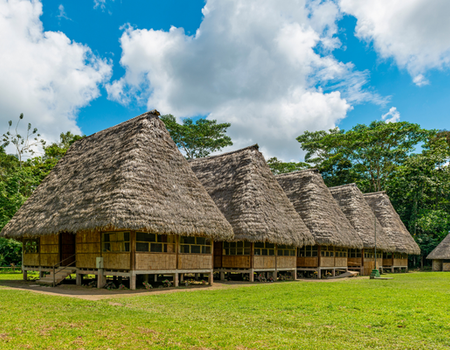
[363,191,387,196]
[275,168,318,177]
[328,183,358,191]
[189,144,259,162]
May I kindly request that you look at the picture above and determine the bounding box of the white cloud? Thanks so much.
[94,0,113,12]
[107,0,378,160]
[57,4,70,21]
[381,107,400,123]
[340,0,450,86]
[0,0,111,154]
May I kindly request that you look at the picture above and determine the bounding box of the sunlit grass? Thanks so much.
[0,272,449,349]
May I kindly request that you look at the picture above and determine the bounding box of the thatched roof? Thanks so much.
[1,111,234,240]
[190,145,314,247]
[329,184,394,252]
[427,233,450,260]
[276,169,363,249]
[364,192,420,255]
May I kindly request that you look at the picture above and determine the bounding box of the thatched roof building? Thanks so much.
[329,184,393,252]
[190,145,314,247]
[1,111,234,240]
[427,233,450,260]
[276,169,363,249]
[364,192,420,255]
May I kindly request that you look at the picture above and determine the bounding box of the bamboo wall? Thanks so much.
[76,232,100,269]
[347,257,362,268]
[178,254,212,270]
[222,255,251,269]
[393,258,408,267]
[443,262,450,272]
[432,259,443,271]
[277,256,296,269]
[297,257,318,268]
[135,253,176,270]
[40,235,59,267]
[23,253,39,266]
[253,256,276,269]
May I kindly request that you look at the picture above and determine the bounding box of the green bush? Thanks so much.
[0,237,22,267]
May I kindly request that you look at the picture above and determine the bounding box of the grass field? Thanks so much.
[0,272,449,349]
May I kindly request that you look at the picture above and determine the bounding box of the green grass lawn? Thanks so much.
[1,272,449,349]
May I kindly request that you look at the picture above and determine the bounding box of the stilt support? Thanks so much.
[130,273,136,290]
[174,273,179,287]
[76,273,82,286]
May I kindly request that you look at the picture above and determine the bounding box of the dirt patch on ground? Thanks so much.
[0,277,364,301]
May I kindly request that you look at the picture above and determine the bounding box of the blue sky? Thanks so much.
[1,0,450,160]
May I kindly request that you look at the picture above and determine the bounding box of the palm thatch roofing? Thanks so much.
[364,192,420,255]
[329,184,394,252]
[276,169,363,249]
[189,145,314,247]
[426,233,450,260]
[1,110,234,240]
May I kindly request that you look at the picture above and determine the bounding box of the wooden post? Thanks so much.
[274,244,278,282]
[209,269,213,286]
[332,269,335,277]
[76,272,82,286]
[130,272,136,290]
[317,268,321,279]
[144,274,149,283]
[23,269,27,281]
[220,271,225,281]
[249,269,254,282]
[174,273,179,287]
[291,270,296,281]
[97,269,104,288]
[130,231,136,271]
[180,273,184,282]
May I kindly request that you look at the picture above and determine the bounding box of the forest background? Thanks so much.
[1,114,449,268]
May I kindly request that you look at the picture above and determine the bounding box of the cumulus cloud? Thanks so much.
[340,0,450,86]
[107,0,379,160]
[57,4,70,21]
[0,0,111,154]
[381,107,400,123]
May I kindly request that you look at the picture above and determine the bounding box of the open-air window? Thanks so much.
[136,232,175,253]
[23,239,39,254]
[320,246,334,257]
[335,247,347,258]
[102,232,130,252]
[180,236,211,254]
[383,252,392,259]
[349,249,361,258]
[254,242,275,256]
[223,241,251,255]
[298,245,318,257]
[277,245,295,256]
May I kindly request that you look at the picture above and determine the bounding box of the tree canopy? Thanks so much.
[160,114,233,159]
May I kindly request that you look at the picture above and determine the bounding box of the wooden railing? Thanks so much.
[51,254,76,287]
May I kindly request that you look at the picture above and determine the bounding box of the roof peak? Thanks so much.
[189,144,259,162]
[275,168,318,178]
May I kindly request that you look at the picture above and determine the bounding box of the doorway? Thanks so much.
[60,232,76,266]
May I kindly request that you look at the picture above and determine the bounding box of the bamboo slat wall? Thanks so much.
[178,254,212,270]
[222,256,251,269]
[253,256,276,269]
[135,253,177,270]
[277,256,296,269]
[40,235,59,267]
[76,232,100,269]
[297,257,318,268]
[23,253,39,266]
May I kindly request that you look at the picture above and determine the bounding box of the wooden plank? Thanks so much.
[76,232,100,244]
[76,242,101,254]
[277,256,296,269]
[443,263,450,272]
[383,258,393,267]
[178,254,212,270]
[253,256,276,269]
[135,253,177,270]
[222,255,251,268]
[432,259,442,271]
[130,231,136,271]
[297,257,318,268]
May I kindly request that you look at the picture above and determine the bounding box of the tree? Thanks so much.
[1,113,46,166]
[297,121,431,192]
[267,157,310,175]
[160,115,233,159]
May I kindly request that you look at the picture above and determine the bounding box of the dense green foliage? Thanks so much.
[1,273,449,349]
[160,114,233,159]
[291,122,450,266]
[266,157,310,174]
[0,115,84,263]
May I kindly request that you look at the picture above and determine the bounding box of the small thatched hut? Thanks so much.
[1,111,234,289]
[330,184,394,275]
[190,145,314,281]
[364,191,420,272]
[427,233,450,271]
[277,170,363,278]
